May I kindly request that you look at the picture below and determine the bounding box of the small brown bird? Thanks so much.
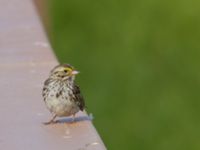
[42,64,85,124]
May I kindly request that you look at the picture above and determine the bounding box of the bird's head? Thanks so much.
[50,64,79,81]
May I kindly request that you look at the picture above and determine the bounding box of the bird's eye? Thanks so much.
[64,70,68,73]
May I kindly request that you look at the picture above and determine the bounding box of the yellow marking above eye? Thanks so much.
[64,68,72,73]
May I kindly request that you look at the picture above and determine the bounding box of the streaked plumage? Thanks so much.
[42,64,85,124]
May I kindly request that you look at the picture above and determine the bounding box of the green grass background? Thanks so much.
[49,0,200,149]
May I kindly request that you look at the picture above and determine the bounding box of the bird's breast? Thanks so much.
[44,81,79,116]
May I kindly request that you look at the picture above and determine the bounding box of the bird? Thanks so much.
[42,64,85,124]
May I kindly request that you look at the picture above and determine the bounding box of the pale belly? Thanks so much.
[45,96,79,117]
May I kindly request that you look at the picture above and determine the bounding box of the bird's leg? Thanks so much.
[72,114,76,122]
[43,114,57,125]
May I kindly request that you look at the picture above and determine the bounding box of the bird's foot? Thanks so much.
[43,120,59,125]
[43,115,58,125]
[71,114,76,123]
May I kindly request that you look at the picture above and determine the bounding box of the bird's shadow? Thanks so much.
[55,114,93,124]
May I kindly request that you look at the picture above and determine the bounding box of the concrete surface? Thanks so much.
[0,0,106,149]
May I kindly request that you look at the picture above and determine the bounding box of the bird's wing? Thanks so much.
[72,84,85,111]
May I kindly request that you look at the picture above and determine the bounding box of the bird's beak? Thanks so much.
[71,70,79,75]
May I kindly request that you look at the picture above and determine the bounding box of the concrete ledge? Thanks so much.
[0,0,106,149]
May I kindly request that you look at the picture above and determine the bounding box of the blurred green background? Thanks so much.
[49,0,200,149]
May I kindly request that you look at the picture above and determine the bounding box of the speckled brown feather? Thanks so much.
[72,84,85,111]
[42,64,85,124]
